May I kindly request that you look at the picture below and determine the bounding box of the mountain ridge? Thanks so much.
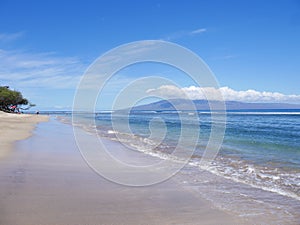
[131,99,300,111]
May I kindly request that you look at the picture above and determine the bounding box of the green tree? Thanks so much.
[0,86,34,113]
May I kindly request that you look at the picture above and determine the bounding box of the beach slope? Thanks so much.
[0,111,48,159]
[0,118,248,225]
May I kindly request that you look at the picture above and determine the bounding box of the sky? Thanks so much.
[0,0,300,110]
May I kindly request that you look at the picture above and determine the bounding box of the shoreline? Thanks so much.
[67,113,300,224]
[0,111,49,159]
[0,117,248,225]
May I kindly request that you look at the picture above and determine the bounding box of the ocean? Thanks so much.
[57,109,300,224]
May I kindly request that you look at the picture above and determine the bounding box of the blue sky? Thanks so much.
[0,0,300,110]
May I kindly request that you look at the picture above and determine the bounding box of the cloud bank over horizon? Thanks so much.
[147,85,300,104]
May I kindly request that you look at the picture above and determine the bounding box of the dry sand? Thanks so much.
[0,111,48,159]
[0,117,250,225]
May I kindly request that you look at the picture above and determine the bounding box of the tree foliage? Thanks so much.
[0,86,34,113]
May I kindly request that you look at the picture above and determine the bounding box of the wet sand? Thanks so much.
[0,117,248,225]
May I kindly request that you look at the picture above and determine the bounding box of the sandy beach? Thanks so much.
[0,117,249,225]
[1,1,299,224]
[0,111,48,159]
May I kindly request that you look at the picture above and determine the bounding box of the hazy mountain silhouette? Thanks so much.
[131,99,300,111]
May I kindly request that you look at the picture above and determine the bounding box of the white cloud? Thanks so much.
[0,49,86,89]
[147,85,300,103]
[0,32,24,42]
[147,85,185,98]
[190,28,207,35]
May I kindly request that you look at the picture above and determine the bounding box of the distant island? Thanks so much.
[131,99,300,111]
